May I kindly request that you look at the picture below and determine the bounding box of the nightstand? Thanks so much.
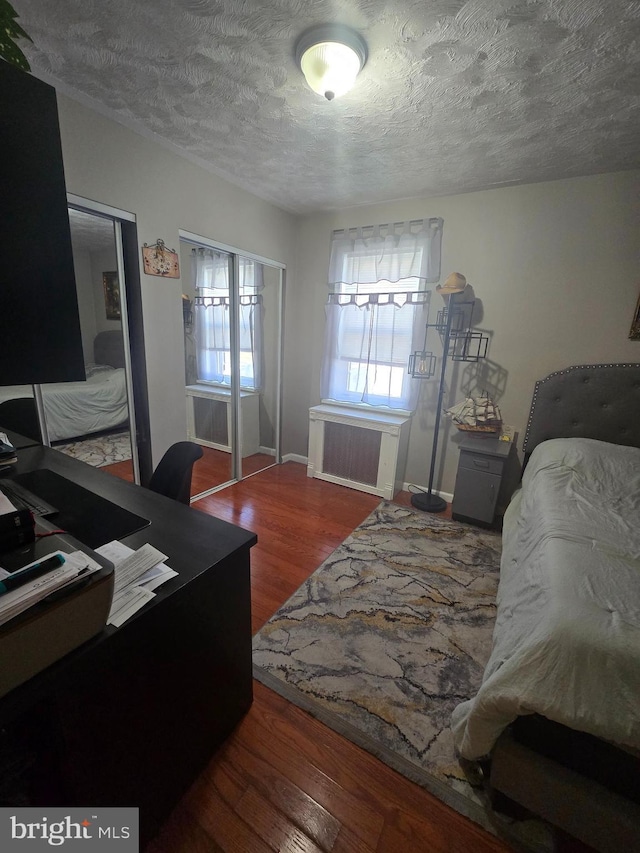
[451,437,512,527]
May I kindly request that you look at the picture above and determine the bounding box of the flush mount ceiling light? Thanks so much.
[295,24,368,101]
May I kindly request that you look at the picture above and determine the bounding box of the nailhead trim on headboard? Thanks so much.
[523,363,640,455]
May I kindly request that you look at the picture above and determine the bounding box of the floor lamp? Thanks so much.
[408,277,489,513]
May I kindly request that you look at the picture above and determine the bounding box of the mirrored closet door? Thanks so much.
[4,206,139,480]
[180,233,283,498]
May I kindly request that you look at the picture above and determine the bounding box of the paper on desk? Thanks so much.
[107,586,156,628]
[96,540,177,627]
[101,542,168,594]
[0,550,102,627]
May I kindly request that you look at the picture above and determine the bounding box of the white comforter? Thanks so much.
[0,365,128,442]
[451,437,640,760]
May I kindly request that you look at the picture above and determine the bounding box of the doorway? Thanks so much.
[179,232,284,498]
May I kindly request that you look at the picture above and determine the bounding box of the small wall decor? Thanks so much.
[103,271,121,320]
[142,238,180,278]
[629,291,640,340]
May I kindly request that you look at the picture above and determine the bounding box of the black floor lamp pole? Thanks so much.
[411,291,458,513]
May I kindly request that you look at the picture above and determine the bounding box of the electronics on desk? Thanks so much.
[0,478,58,518]
[0,485,36,551]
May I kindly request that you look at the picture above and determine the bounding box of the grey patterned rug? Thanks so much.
[55,430,132,467]
[253,502,551,849]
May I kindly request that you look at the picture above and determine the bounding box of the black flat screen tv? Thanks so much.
[0,60,85,386]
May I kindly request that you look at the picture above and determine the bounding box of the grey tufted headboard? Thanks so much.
[522,363,640,457]
[93,330,126,368]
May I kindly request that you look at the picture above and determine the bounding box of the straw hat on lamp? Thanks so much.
[437,272,467,295]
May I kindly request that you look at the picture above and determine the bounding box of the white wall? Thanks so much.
[290,171,640,495]
[56,94,297,466]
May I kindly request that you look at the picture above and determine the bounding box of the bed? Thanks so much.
[0,331,129,442]
[450,363,640,852]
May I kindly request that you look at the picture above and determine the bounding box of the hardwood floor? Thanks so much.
[101,446,276,496]
[143,461,516,853]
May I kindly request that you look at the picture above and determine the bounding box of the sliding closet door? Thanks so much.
[180,233,284,498]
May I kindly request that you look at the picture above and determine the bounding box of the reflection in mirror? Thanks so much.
[181,241,234,494]
[241,261,281,478]
[0,208,135,479]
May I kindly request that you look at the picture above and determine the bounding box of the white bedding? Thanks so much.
[451,437,640,760]
[0,364,129,442]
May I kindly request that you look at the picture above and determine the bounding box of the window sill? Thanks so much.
[320,399,413,419]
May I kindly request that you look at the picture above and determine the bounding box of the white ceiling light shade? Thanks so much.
[295,24,368,101]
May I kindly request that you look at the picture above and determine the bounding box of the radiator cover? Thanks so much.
[307,404,412,500]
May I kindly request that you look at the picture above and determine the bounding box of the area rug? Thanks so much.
[55,430,132,467]
[253,501,551,850]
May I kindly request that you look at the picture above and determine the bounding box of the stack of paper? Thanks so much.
[0,551,102,627]
[96,540,178,627]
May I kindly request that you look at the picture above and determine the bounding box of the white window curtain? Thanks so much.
[321,218,443,411]
[192,248,264,390]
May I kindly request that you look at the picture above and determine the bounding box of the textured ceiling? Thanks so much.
[69,208,115,252]
[12,0,640,213]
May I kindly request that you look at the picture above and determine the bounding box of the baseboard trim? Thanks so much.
[283,453,308,465]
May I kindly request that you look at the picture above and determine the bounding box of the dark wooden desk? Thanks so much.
[0,447,256,846]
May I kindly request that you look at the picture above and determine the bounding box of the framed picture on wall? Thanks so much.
[103,271,121,321]
[630,291,640,340]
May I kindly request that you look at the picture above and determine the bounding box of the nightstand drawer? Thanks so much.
[458,452,505,476]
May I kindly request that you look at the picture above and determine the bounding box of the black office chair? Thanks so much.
[0,398,41,442]
[148,441,203,505]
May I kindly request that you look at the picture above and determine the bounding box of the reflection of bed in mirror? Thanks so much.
[0,331,129,442]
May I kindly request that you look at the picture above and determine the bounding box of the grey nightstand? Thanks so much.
[451,437,512,527]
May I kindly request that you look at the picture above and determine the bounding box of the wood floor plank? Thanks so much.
[215,736,342,852]
[331,826,377,853]
[376,805,508,853]
[145,806,225,853]
[235,785,326,853]
[184,783,273,853]
[228,702,385,850]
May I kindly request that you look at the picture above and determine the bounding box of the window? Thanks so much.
[321,219,443,411]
